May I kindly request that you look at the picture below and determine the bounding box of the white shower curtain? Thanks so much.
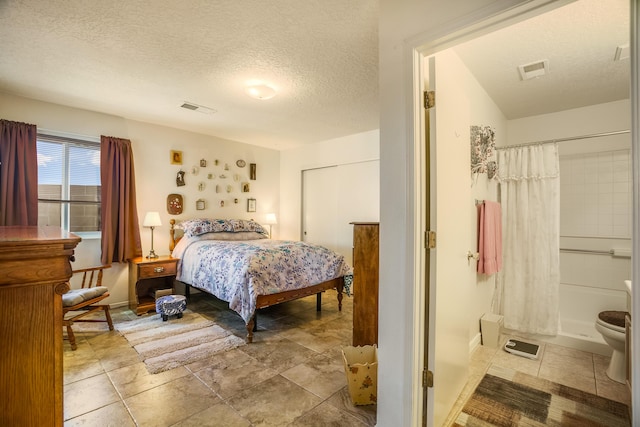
[496,143,560,335]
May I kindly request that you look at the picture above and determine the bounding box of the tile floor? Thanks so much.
[64,290,630,427]
[63,289,377,426]
[443,333,632,426]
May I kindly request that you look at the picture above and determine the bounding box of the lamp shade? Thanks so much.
[143,212,162,227]
[264,213,277,225]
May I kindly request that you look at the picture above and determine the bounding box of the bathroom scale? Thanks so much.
[504,339,540,359]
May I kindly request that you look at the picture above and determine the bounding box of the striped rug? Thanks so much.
[453,365,630,426]
[116,310,245,374]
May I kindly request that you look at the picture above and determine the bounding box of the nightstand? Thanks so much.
[128,256,178,315]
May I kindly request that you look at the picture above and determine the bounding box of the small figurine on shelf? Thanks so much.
[176,170,185,187]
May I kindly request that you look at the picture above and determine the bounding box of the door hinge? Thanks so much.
[425,230,436,249]
[423,369,434,388]
[424,91,435,109]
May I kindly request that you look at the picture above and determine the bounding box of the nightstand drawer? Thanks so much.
[138,261,177,279]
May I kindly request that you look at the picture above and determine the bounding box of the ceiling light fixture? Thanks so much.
[245,84,277,100]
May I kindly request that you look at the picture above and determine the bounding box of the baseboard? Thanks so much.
[469,332,482,354]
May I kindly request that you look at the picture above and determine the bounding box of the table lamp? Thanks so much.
[143,211,162,258]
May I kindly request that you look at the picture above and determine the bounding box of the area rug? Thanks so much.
[115,311,245,374]
[453,365,630,426]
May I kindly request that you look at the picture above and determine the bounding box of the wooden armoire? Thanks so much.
[0,226,81,427]
[351,222,379,346]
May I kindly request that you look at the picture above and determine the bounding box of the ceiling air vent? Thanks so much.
[180,102,216,114]
[518,59,549,81]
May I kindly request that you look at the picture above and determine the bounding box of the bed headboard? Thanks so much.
[169,219,182,251]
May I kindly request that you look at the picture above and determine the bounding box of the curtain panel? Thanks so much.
[0,119,38,226]
[101,135,142,264]
[496,143,560,335]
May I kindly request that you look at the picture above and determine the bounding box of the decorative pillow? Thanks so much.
[177,218,268,238]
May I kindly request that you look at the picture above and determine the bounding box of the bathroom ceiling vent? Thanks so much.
[180,102,216,114]
[518,59,549,81]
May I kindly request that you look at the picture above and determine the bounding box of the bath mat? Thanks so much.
[115,310,246,374]
[453,365,630,426]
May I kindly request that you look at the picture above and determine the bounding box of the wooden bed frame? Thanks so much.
[169,219,344,342]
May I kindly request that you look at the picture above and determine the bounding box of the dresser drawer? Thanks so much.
[138,260,177,279]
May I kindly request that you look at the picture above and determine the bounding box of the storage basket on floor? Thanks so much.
[342,345,377,405]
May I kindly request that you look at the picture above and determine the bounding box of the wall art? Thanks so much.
[247,198,256,212]
[196,199,205,210]
[170,150,183,165]
[249,163,256,180]
[176,170,185,187]
[167,194,183,215]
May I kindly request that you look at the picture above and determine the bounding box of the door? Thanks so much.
[424,51,473,427]
[302,166,339,251]
[302,161,380,265]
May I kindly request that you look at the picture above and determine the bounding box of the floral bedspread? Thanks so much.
[174,237,352,323]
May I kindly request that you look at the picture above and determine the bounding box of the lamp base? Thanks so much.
[146,250,159,259]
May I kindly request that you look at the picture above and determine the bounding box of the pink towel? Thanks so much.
[477,201,502,275]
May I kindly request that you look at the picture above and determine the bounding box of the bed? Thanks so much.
[169,218,352,342]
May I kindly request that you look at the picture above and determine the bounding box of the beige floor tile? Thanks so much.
[281,352,347,399]
[171,402,251,427]
[124,375,219,427]
[227,375,323,426]
[64,373,120,421]
[239,336,319,373]
[325,387,377,427]
[289,401,368,426]
[107,362,190,399]
[193,348,278,399]
[64,401,135,427]
[63,350,105,385]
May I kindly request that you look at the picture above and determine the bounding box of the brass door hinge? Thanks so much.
[423,369,434,388]
[424,91,435,109]
[425,230,436,249]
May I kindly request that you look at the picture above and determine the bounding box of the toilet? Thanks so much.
[595,310,627,383]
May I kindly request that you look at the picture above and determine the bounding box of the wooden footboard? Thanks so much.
[246,276,345,343]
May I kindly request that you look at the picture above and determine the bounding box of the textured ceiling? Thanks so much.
[453,0,629,120]
[0,1,629,150]
[0,1,378,150]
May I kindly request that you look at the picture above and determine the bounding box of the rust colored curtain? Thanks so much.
[101,135,142,264]
[0,119,38,226]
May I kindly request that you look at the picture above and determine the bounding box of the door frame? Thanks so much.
[404,0,639,424]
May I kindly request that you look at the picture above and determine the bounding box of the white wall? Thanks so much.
[444,47,506,346]
[0,92,280,308]
[279,129,379,242]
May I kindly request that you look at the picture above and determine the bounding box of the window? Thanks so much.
[37,134,101,233]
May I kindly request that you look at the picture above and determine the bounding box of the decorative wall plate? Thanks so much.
[236,159,246,168]
[167,194,183,215]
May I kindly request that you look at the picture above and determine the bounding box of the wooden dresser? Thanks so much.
[0,226,80,427]
[351,222,379,346]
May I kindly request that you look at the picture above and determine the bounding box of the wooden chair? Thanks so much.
[62,265,114,350]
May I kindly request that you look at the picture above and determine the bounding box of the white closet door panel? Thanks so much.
[302,166,339,252]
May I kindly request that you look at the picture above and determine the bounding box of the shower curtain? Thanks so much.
[496,143,560,335]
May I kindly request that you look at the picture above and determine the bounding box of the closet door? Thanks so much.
[302,166,339,252]
[302,161,379,265]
